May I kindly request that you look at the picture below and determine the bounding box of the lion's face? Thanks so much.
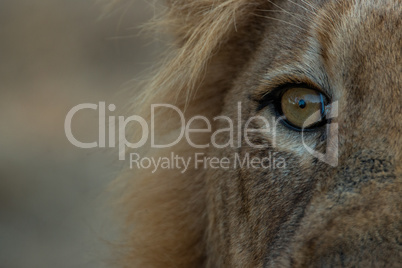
[122,0,401,267]
[206,0,401,266]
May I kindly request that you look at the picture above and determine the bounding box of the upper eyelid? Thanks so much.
[254,75,331,103]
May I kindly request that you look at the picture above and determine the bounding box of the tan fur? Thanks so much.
[116,0,401,267]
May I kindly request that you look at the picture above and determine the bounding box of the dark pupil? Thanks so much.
[298,99,306,109]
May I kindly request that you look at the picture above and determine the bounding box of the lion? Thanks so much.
[115,0,402,267]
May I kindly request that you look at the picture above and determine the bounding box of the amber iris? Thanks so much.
[281,87,326,129]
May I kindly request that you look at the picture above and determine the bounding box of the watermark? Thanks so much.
[64,101,338,169]
[129,152,286,174]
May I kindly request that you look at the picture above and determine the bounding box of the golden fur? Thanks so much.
[116,0,401,267]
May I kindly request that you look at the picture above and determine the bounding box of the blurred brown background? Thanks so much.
[0,1,158,267]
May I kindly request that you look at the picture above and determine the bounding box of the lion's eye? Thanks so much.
[279,87,327,130]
